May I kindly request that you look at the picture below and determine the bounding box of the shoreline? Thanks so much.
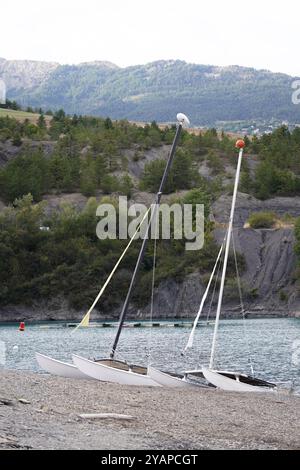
[0,312,298,325]
[0,370,299,450]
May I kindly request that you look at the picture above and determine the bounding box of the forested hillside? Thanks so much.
[1,108,300,317]
[1,58,300,128]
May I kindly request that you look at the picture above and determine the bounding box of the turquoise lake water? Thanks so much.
[0,318,299,391]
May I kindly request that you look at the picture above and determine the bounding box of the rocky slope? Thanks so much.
[135,194,300,319]
[1,192,299,322]
[0,132,300,320]
[0,58,58,91]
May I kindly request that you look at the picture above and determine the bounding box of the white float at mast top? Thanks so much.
[176,113,190,127]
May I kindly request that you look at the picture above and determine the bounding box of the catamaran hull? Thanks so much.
[72,355,161,387]
[148,366,198,388]
[36,353,91,380]
[202,367,276,393]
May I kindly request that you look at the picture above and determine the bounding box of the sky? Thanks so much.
[1,0,300,76]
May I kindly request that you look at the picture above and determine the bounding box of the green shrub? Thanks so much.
[140,150,194,193]
[12,133,22,147]
[206,150,224,174]
[248,212,277,229]
[279,290,288,302]
[101,175,120,194]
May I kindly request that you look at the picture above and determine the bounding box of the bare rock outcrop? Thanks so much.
[139,193,300,318]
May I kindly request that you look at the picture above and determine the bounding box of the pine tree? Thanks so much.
[38,114,46,129]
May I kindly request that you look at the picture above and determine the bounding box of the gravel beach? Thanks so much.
[0,370,299,450]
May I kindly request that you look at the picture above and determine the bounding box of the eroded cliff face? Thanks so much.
[212,193,300,314]
[218,227,296,311]
[138,227,296,320]
[1,193,300,321]
[137,193,300,319]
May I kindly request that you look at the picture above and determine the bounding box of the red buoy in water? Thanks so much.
[235,139,245,149]
[19,322,25,332]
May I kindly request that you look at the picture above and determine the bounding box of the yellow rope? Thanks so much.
[72,207,151,333]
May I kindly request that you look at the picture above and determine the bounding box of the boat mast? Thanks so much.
[184,241,225,352]
[209,140,245,369]
[110,114,190,358]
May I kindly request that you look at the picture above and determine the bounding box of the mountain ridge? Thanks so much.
[1,58,300,128]
[1,57,298,77]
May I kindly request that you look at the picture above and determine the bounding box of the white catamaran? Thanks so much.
[73,113,190,386]
[37,113,190,386]
[36,207,151,379]
[36,352,90,380]
[148,140,277,393]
